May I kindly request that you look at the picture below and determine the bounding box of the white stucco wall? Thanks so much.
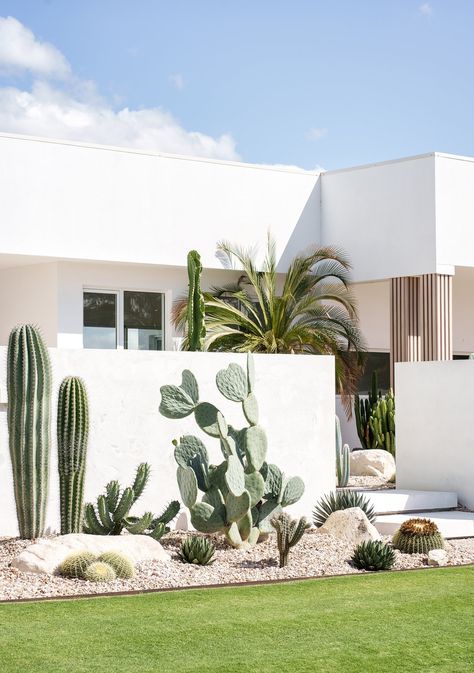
[0,349,335,537]
[396,360,474,508]
[0,133,321,272]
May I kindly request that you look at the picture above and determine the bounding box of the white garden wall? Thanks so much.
[396,360,474,509]
[0,349,335,537]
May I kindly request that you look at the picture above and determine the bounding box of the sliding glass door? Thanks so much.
[83,291,118,349]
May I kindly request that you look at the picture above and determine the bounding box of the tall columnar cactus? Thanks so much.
[159,354,305,549]
[369,389,395,455]
[271,511,310,567]
[186,250,206,351]
[335,415,350,487]
[7,324,52,539]
[83,462,180,539]
[57,376,89,534]
[354,370,379,448]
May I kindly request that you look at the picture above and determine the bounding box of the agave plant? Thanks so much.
[173,237,365,409]
[313,491,376,528]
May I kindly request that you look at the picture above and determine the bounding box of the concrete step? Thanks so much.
[353,489,458,514]
[375,511,474,539]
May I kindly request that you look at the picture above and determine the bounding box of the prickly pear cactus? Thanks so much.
[159,354,305,548]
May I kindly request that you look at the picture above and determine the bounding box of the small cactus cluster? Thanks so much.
[7,324,52,539]
[186,250,206,351]
[335,415,350,487]
[354,371,395,455]
[83,462,180,540]
[59,550,135,581]
[271,512,309,567]
[159,354,305,549]
[351,540,396,571]
[392,518,445,554]
[178,536,216,565]
[313,491,376,528]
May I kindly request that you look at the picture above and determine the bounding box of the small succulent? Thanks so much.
[59,551,97,579]
[83,561,117,582]
[392,518,445,555]
[313,491,376,528]
[97,552,135,579]
[177,536,216,565]
[351,540,396,571]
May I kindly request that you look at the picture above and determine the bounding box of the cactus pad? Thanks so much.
[216,363,248,401]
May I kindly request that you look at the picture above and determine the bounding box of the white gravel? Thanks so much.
[1,530,473,601]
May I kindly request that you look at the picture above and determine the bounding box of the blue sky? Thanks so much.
[0,1,473,169]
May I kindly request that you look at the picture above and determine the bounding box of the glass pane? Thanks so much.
[124,291,163,350]
[83,292,117,349]
[358,352,391,393]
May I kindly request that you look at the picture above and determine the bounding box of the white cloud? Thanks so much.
[0,16,70,77]
[169,73,184,90]
[306,127,328,141]
[0,17,239,160]
[419,3,432,16]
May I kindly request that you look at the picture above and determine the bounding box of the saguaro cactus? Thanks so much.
[7,324,52,539]
[57,376,89,534]
[186,250,206,351]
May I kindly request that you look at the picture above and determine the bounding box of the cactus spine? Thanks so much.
[7,324,52,539]
[186,250,206,351]
[335,415,350,487]
[271,511,309,567]
[57,377,89,534]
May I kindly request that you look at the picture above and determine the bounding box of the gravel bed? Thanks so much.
[1,531,473,602]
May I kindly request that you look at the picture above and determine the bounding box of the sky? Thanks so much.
[0,1,473,170]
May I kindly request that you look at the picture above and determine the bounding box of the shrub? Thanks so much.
[392,518,444,554]
[177,536,216,565]
[351,540,395,571]
[83,561,116,582]
[59,551,97,579]
[313,491,376,528]
[97,552,135,579]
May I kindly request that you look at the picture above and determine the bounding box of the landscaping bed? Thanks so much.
[1,530,473,601]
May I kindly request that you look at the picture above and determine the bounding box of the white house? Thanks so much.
[1,131,474,413]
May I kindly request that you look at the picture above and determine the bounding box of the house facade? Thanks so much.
[1,131,474,441]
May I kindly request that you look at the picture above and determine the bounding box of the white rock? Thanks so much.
[428,549,448,566]
[350,449,396,480]
[11,533,171,575]
[318,507,381,546]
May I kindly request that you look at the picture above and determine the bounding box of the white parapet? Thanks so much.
[353,489,458,514]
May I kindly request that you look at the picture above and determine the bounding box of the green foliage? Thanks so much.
[392,518,445,555]
[354,371,379,448]
[177,536,216,565]
[83,561,116,583]
[59,551,97,579]
[57,376,89,534]
[97,552,135,579]
[313,491,376,528]
[83,463,179,540]
[354,371,395,454]
[335,415,350,487]
[351,540,396,571]
[7,324,52,539]
[159,354,305,548]
[272,511,310,568]
[186,250,206,351]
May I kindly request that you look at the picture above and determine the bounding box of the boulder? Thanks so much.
[428,549,448,567]
[11,533,171,575]
[350,449,396,480]
[318,507,381,546]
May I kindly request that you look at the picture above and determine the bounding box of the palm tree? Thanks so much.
[173,238,365,412]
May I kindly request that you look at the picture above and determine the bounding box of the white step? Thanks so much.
[353,489,458,514]
[375,511,474,539]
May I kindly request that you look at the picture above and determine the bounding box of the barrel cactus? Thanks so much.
[83,462,180,540]
[272,511,310,567]
[177,536,216,565]
[7,324,52,539]
[159,354,305,549]
[84,561,116,582]
[392,518,444,554]
[57,376,89,534]
[351,540,395,571]
[335,415,350,487]
[186,249,206,351]
[59,551,97,578]
[97,552,135,579]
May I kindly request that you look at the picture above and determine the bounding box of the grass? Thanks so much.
[1,566,473,673]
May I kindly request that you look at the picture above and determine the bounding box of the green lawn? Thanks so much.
[1,566,473,673]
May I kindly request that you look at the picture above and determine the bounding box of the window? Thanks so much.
[83,289,164,350]
[357,352,390,394]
